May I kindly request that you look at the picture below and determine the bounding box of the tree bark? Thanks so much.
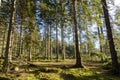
[1,26,6,57]
[97,26,103,52]
[28,47,31,61]
[61,22,65,60]
[73,27,76,59]
[2,0,17,73]
[45,28,48,59]
[101,0,119,74]
[50,25,52,60]
[18,22,23,58]
[85,23,90,54]
[73,0,83,68]
[56,21,59,62]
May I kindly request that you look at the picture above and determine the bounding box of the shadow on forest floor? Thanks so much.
[0,77,10,80]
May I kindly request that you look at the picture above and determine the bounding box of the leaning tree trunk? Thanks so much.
[73,0,83,68]
[2,0,17,73]
[101,0,119,74]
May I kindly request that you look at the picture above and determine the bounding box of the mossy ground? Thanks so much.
[0,59,120,80]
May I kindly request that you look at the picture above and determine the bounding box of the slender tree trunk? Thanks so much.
[1,26,7,57]
[2,0,17,73]
[101,0,119,74]
[47,26,50,60]
[28,47,31,61]
[45,29,47,59]
[100,26,104,36]
[20,27,24,58]
[97,26,103,52]
[45,40,47,59]
[18,22,23,58]
[55,4,59,62]
[73,0,83,68]
[50,25,52,60]
[60,1,66,60]
[100,26,106,53]
[73,27,76,59]
[78,17,82,54]
[56,21,59,62]
[61,23,65,60]
[9,30,14,62]
[85,23,90,54]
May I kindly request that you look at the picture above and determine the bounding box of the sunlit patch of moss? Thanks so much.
[33,68,63,80]
[37,67,62,73]
[35,72,62,80]
[65,68,96,76]
[60,68,106,80]
[60,68,93,80]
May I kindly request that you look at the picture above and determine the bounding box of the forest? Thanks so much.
[0,0,120,80]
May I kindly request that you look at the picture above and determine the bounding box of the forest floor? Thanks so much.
[0,59,120,80]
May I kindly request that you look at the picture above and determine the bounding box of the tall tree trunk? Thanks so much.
[101,0,119,74]
[18,22,23,58]
[100,26,106,53]
[45,29,47,59]
[20,27,24,58]
[61,22,65,60]
[73,0,83,68]
[50,25,52,60]
[85,23,90,54]
[78,17,82,54]
[60,1,66,60]
[73,27,76,59]
[55,3,59,62]
[9,30,14,62]
[97,26,103,52]
[28,47,31,61]
[1,26,7,57]
[47,26,50,60]
[56,21,59,62]
[2,0,17,73]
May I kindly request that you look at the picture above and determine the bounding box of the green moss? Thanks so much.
[39,73,62,80]
[0,61,120,80]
